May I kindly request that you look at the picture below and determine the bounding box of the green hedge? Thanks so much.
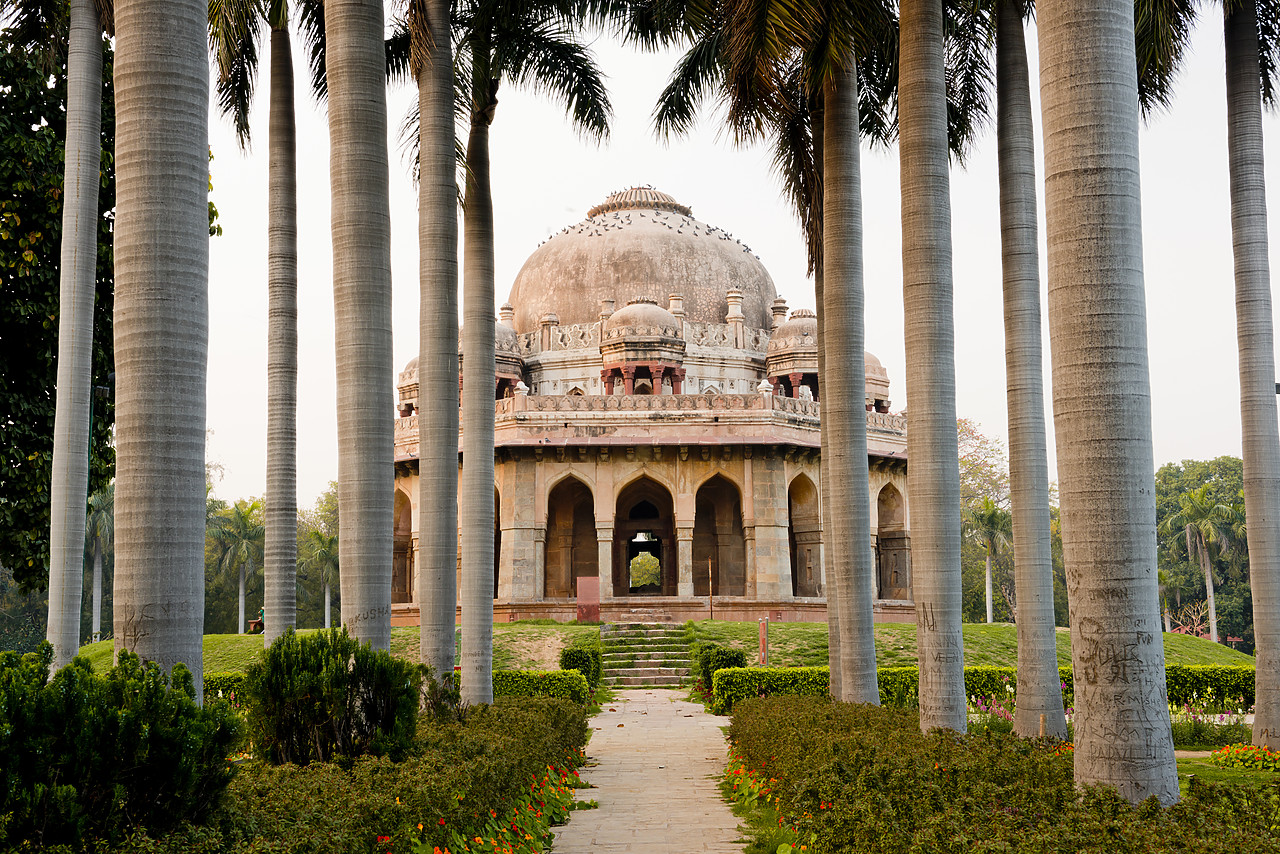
[493,669,590,705]
[711,663,1254,713]
[558,632,602,688]
[693,642,747,691]
[203,671,246,701]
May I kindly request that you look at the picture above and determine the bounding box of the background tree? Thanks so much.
[84,481,113,642]
[963,497,1011,624]
[208,498,265,634]
[1160,483,1235,644]
[301,528,338,629]
[0,17,115,591]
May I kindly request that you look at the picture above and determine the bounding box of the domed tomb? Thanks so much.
[457,319,524,398]
[506,187,777,333]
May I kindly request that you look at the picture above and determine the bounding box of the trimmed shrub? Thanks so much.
[242,628,425,765]
[203,671,246,702]
[1165,664,1254,708]
[493,669,590,705]
[558,632,602,688]
[727,696,1277,854]
[711,665,828,713]
[693,641,747,691]
[0,644,241,848]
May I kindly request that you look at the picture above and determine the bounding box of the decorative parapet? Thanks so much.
[867,410,908,433]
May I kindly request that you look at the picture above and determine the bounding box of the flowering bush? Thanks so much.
[1210,742,1280,772]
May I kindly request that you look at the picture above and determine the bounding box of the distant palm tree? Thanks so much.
[84,482,114,642]
[1160,484,1232,644]
[453,0,613,704]
[210,0,328,647]
[210,499,266,634]
[303,529,339,629]
[962,497,1011,624]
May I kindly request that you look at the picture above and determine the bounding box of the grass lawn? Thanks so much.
[687,620,1254,669]
[1177,756,1277,793]
[78,621,601,674]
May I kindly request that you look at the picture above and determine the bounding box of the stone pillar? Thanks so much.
[751,452,793,599]
[601,368,615,395]
[622,366,635,395]
[744,526,757,598]
[596,526,613,600]
[671,368,685,394]
[726,287,745,347]
[677,526,695,597]
[532,527,546,600]
[788,373,803,398]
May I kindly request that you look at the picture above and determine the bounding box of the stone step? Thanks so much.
[607,666,690,677]
[601,627,687,639]
[601,650,690,661]
[601,641,688,652]
[604,674,686,687]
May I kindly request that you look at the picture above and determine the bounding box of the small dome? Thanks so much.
[865,349,888,380]
[604,298,679,338]
[402,356,419,375]
[768,309,817,353]
[588,186,691,217]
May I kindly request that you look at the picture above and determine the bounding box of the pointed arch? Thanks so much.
[545,475,596,598]
[614,476,676,596]
[876,482,910,600]
[393,489,413,603]
[693,474,746,596]
[788,474,821,597]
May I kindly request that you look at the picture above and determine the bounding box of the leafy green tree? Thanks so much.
[0,20,115,591]
[1160,484,1235,644]
[83,481,112,642]
[963,497,1012,625]
[301,528,339,629]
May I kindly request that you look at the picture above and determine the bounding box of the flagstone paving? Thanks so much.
[553,688,744,853]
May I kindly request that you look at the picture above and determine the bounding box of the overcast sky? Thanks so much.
[204,17,1280,508]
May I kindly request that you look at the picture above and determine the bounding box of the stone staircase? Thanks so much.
[600,620,691,688]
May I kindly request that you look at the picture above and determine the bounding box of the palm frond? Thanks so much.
[295,0,329,102]
[653,28,725,140]
[209,0,265,149]
[1134,0,1197,117]
[943,0,995,163]
[1256,0,1280,107]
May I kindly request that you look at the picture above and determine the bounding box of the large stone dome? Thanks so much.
[506,187,777,333]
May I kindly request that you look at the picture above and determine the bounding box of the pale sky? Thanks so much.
[204,18,1280,508]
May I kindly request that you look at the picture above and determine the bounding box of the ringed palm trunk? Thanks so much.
[1193,533,1219,643]
[239,563,247,634]
[263,25,299,647]
[997,0,1066,739]
[46,0,104,668]
[460,73,497,705]
[91,537,103,641]
[899,0,966,732]
[823,64,878,704]
[418,0,460,678]
[325,0,394,650]
[325,580,332,629]
[1037,0,1177,803]
[112,0,209,698]
[1224,0,1280,749]
[984,550,993,623]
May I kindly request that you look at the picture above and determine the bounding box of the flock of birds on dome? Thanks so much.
[531,186,763,261]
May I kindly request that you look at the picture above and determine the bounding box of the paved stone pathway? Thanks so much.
[553,689,744,853]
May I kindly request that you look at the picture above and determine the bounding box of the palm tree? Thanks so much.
[85,481,114,642]
[1221,0,1280,752]
[962,497,1011,624]
[898,0,966,733]
[454,0,613,705]
[111,0,210,696]
[1159,484,1232,644]
[210,0,328,648]
[303,528,339,629]
[210,499,266,634]
[3,0,113,669]
[1037,0,1178,804]
[324,0,394,650]
[403,0,460,679]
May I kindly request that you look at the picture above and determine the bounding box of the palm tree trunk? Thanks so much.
[46,0,103,669]
[823,64,878,704]
[1224,0,1280,750]
[92,538,102,642]
[418,0,460,678]
[996,0,1067,739]
[239,563,247,634]
[1197,537,1219,643]
[112,0,209,700]
[325,580,332,629]
[460,65,496,705]
[984,551,993,623]
[1037,0,1177,803]
[263,24,298,648]
[325,0,394,650]
[899,0,966,732]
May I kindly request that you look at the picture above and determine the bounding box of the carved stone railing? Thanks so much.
[867,410,909,432]
[418,396,901,426]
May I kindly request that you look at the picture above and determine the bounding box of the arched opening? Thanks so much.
[393,489,413,604]
[494,488,502,599]
[876,483,910,600]
[693,475,746,596]
[613,478,675,596]
[788,474,821,597]
[545,477,597,598]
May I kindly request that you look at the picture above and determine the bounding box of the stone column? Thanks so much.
[744,526,757,598]
[676,526,695,597]
[671,368,685,394]
[622,366,635,395]
[788,372,804,398]
[596,526,614,600]
[601,368,615,395]
[532,526,546,600]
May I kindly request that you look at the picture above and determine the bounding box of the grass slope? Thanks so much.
[78,622,601,674]
[687,620,1255,669]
